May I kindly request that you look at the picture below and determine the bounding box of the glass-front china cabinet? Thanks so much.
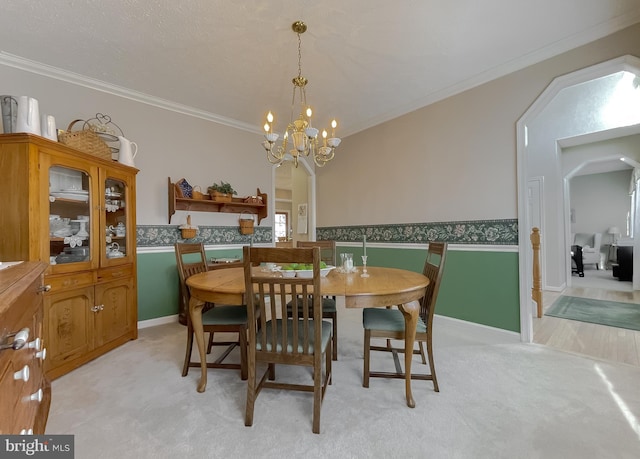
[0,133,138,380]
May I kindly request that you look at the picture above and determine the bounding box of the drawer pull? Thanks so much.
[0,328,30,351]
[28,338,42,351]
[38,284,51,292]
[14,365,29,382]
[24,388,43,403]
[36,348,46,361]
[91,304,105,313]
[19,429,33,435]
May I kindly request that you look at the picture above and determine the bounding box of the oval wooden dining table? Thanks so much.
[186,266,429,408]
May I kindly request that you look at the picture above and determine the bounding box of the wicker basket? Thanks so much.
[192,185,206,200]
[58,119,112,160]
[210,190,233,202]
[180,215,197,238]
[239,212,255,235]
[181,228,197,239]
[244,195,263,204]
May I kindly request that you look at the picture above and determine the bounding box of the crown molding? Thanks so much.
[0,51,258,134]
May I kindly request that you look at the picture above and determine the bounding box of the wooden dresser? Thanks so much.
[0,261,50,434]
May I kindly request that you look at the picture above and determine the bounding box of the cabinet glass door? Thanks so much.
[49,165,92,266]
[104,176,129,262]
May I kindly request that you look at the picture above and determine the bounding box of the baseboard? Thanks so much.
[434,314,521,341]
[138,314,179,329]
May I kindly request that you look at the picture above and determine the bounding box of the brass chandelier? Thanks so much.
[262,21,341,168]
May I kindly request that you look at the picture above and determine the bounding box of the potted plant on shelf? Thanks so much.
[207,181,237,202]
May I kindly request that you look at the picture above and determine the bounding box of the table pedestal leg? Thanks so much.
[189,297,207,393]
[398,301,419,408]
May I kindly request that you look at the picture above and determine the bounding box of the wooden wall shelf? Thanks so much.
[168,178,268,224]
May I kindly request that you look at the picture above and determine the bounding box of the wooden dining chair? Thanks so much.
[362,242,448,392]
[175,242,248,380]
[289,240,338,360]
[243,246,332,434]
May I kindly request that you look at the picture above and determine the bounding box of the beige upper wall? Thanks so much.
[1,23,638,232]
[0,65,268,228]
[316,23,640,228]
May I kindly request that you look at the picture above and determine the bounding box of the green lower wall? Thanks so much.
[337,247,520,333]
[136,248,242,321]
[137,246,520,333]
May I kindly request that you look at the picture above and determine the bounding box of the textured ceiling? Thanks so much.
[0,1,639,137]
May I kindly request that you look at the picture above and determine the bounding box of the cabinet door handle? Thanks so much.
[91,305,100,313]
[36,348,46,361]
[28,338,42,351]
[24,388,43,403]
[38,284,51,293]
[13,365,29,382]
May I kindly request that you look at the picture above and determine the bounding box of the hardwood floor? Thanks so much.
[533,267,640,367]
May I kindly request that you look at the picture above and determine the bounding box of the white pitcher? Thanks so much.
[117,136,138,167]
[15,96,41,135]
[1,95,17,133]
[41,114,57,141]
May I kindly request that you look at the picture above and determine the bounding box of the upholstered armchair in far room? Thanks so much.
[572,233,603,270]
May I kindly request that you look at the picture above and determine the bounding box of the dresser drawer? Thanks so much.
[45,272,95,291]
[98,265,133,282]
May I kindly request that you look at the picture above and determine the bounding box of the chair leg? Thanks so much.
[326,340,332,385]
[363,329,371,388]
[426,335,439,392]
[207,331,214,354]
[312,355,322,434]
[245,348,256,427]
[239,327,248,381]
[331,313,338,361]
[182,327,194,377]
[418,341,427,365]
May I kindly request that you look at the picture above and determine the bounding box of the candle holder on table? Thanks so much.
[360,255,370,277]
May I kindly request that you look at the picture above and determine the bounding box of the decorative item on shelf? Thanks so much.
[244,195,263,204]
[239,211,255,235]
[175,178,193,198]
[207,181,237,202]
[83,113,124,158]
[58,119,112,160]
[179,215,198,239]
[192,185,207,200]
[261,20,341,168]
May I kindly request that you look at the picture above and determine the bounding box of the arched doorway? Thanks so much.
[517,55,640,342]
[272,157,316,245]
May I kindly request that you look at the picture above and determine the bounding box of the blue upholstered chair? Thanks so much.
[243,246,332,434]
[175,243,248,380]
[362,242,447,392]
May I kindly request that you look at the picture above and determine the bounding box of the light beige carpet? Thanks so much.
[46,303,640,458]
